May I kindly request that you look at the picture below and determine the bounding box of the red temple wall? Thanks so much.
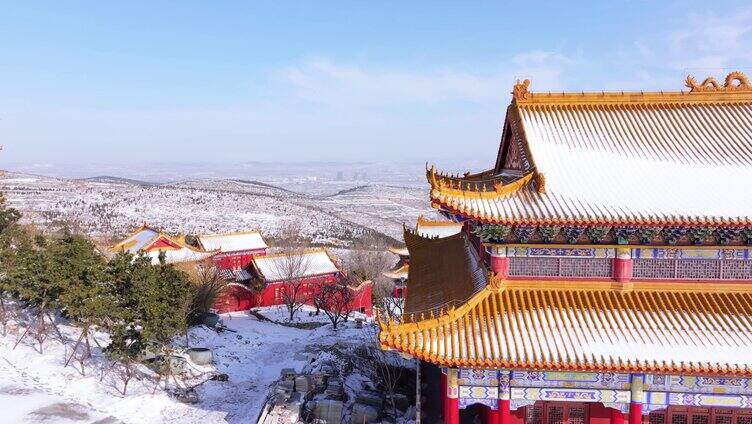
[215,283,256,313]
[211,249,267,270]
[589,403,613,424]
[213,273,373,317]
[511,407,525,424]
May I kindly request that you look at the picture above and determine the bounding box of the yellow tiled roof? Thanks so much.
[379,279,752,375]
[383,263,409,279]
[429,72,752,226]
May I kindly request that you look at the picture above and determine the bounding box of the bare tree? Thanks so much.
[374,279,404,322]
[344,234,394,282]
[318,282,353,329]
[272,219,313,321]
[356,326,407,418]
[101,358,140,397]
[346,234,402,321]
[176,261,227,323]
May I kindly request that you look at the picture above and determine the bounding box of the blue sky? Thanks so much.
[2,1,752,167]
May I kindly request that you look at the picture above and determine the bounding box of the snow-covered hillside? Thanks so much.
[1,173,434,246]
[0,306,404,423]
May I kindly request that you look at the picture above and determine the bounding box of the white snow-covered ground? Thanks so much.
[0,305,383,424]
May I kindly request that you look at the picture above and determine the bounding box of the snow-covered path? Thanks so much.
[0,307,371,423]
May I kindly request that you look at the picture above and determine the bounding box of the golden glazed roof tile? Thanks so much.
[379,279,752,374]
[430,73,752,226]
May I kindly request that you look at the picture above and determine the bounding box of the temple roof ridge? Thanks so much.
[511,71,752,104]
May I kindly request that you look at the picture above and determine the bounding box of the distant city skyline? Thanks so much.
[2,1,752,167]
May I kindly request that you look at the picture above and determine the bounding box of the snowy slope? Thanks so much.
[0,306,382,424]
[0,173,430,247]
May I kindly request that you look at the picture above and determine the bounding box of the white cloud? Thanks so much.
[622,7,752,82]
[277,53,577,108]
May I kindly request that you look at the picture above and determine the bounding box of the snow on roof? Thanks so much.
[252,248,339,282]
[388,246,409,256]
[383,263,409,280]
[416,216,463,239]
[197,230,268,253]
[112,225,160,254]
[430,74,752,226]
[144,247,216,265]
[112,224,216,264]
[380,279,752,375]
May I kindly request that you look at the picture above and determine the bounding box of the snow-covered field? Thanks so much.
[0,305,390,423]
[0,173,434,245]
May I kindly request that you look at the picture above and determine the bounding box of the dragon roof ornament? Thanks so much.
[686,71,752,93]
[512,79,531,100]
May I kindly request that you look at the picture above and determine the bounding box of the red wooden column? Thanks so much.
[629,374,644,424]
[487,406,500,424]
[488,245,509,278]
[499,370,511,424]
[613,247,633,283]
[445,368,460,424]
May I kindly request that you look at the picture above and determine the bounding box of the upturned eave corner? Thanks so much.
[426,164,537,201]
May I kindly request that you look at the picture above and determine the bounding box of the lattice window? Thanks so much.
[527,405,543,424]
[651,412,667,424]
[673,414,688,424]
[693,415,710,424]
[715,414,732,424]
[634,259,752,280]
[721,261,752,279]
[509,257,613,278]
[634,259,676,278]
[560,258,612,277]
[569,406,587,424]
[677,259,721,279]
[547,406,564,424]
[509,257,559,277]
[736,417,752,424]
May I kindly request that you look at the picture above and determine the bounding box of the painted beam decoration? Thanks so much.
[453,369,752,413]
[645,375,752,394]
[459,386,500,409]
[644,392,752,411]
[510,371,631,389]
[506,246,752,260]
[632,247,752,260]
[458,369,500,386]
[506,246,616,258]
[511,387,630,403]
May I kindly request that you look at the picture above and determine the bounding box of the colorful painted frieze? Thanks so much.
[644,375,752,395]
[645,392,752,409]
[632,248,751,260]
[459,386,499,400]
[511,388,630,404]
[506,246,616,258]
[458,368,499,386]
[510,371,631,390]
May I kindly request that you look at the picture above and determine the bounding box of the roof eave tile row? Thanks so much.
[379,279,752,376]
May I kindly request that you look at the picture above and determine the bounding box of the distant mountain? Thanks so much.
[230,179,300,195]
[78,176,158,187]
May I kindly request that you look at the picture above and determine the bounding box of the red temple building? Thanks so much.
[215,247,373,317]
[196,230,268,270]
[378,73,752,424]
[111,224,217,264]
